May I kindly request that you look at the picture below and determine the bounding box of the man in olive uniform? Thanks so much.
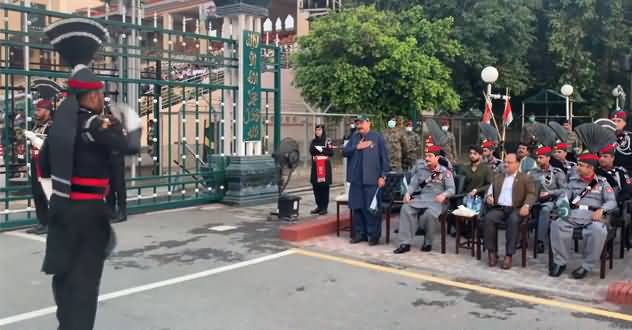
[563,120,580,159]
[521,113,537,147]
[39,19,130,329]
[383,116,407,172]
[394,145,455,253]
[528,146,567,253]
[403,120,421,171]
[26,99,54,235]
[481,140,504,174]
[552,141,577,180]
[441,117,457,164]
[550,153,617,279]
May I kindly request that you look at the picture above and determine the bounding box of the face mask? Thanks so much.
[528,116,535,123]
[441,126,448,132]
[387,120,396,129]
[406,126,413,132]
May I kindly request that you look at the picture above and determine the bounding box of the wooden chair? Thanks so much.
[485,212,529,267]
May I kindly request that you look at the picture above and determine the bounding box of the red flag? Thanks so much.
[502,97,513,127]
[482,94,492,123]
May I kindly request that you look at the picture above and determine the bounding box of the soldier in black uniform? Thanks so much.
[38,18,129,329]
[105,100,128,223]
[26,99,53,234]
[597,144,632,203]
[611,111,632,174]
[597,143,632,249]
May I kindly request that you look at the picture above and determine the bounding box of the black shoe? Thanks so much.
[536,241,545,254]
[110,215,127,223]
[420,244,432,252]
[318,209,328,216]
[310,208,320,215]
[368,238,379,246]
[349,237,368,244]
[571,267,589,279]
[549,264,566,277]
[27,224,47,235]
[393,244,411,254]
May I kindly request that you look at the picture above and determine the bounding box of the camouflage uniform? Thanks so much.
[566,130,579,153]
[383,127,407,172]
[444,131,457,164]
[528,166,567,243]
[398,161,455,247]
[403,130,422,171]
[551,176,617,272]
[521,122,537,147]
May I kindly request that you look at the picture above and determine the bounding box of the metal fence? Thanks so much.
[0,4,282,230]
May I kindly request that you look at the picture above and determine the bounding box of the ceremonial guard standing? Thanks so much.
[597,143,632,203]
[528,146,567,253]
[38,19,132,329]
[611,111,632,173]
[550,153,617,279]
[403,120,422,171]
[441,117,457,164]
[383,116,406,172]
[26,99,54,234]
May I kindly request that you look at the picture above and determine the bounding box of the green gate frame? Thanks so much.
[0,4,282,230]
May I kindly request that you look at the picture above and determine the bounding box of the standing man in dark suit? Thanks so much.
[343,115,389,245]
[483,153,536,269]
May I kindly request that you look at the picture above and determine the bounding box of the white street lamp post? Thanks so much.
[561,84,573,126]
[612,85,626,111]
[481,66,499,99]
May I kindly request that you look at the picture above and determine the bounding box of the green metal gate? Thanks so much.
[0,4,282,230]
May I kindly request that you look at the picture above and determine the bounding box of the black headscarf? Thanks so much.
[313,124,327,144]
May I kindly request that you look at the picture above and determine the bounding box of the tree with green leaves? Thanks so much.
[546,0,631,117]
[292,5,461,116]
[345,1,536,109]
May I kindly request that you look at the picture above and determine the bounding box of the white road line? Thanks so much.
[4,231,47,243]
[0,249,297,327]
[144,206,201,215]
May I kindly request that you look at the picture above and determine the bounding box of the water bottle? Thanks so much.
[464,195,474,209]
[473,196,482,213]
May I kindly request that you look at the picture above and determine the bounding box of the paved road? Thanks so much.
[1,205,631,330]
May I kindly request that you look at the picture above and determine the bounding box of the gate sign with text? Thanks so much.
[242,31,262,141]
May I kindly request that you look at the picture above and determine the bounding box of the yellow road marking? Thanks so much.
[293,248,632,322]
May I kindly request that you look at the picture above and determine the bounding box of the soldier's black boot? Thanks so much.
[393,244,411,254]
[549,264,566,277]
[571,266,589,279]
[27,224,48,235]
